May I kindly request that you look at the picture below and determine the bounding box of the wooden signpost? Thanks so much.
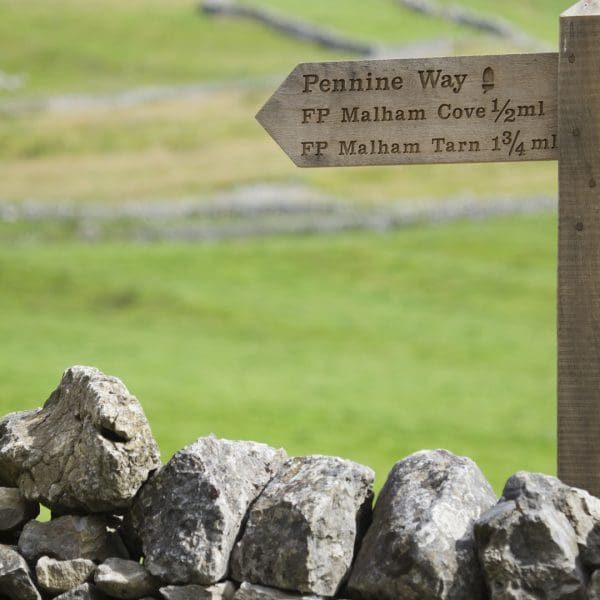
[257,1,600,497]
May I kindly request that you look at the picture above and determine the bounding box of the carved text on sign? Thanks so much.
[257,54,558,166]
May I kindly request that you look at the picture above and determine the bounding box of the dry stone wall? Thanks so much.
[1,366,600,599]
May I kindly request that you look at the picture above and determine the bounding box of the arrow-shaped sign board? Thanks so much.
[257,53,558,167]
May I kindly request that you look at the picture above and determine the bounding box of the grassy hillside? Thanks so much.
[0,0,337,97]
[0,0,564,203]
[445,0,566,42]
[0,214,557,491]
[244,0,567,45]
[0,0,461,98]
[0,0,567,98]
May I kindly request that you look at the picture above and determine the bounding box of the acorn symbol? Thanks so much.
[482,67,495,93]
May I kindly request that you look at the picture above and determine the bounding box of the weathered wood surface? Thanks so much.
[557,1,600,496]
[257,53,558,167]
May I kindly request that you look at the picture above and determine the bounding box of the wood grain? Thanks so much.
[558,1,600,495]
[257,53,558,167]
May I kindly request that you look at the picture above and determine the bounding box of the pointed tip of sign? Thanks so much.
[255,103,270,131]
[256,63,305,135]
[562,0,600,17]
[290,156,309,169]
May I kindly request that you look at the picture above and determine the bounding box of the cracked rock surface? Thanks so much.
[347,449,496,600]
[474,471,600,599]
[0,366,161,514]
[36,556,96,595]
[18,515,128,563]
[231,455,374,597]
[126,435,286,585]
[0,544,41,600]
[500,472,600,570]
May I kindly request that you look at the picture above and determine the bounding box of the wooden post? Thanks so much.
[558,1,600,495]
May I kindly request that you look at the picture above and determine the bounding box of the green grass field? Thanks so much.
[0,214,557,492]
[0,1,566,493]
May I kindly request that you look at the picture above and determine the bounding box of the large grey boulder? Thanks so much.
[36,557,96,595]
[94,558,159,599]
[18,515,128,563]
[159,582,236,600]
[231,455,374,597]
[0,544,41,600]
[0,488,38,533]
[125,436,286,585]
[0,366,161,514]
[233,582,323,600]
[474,471,600,599]
[347,449,496,600]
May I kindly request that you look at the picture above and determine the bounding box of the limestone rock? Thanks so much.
[0,411,37,488]
[53,584,107,600]
[500,471,600,569]
[231,455,373,597]
[36,557,96,595]
[474,471,596,599]
[0,366,161,513]
[159,582,236,600]
[0,544,40,600]
[233,583,323,600]
[94,558,159,599]
[0,489,38,533]
[125,436,286,585]
[18,515,128,563]
[347,449,496,600]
